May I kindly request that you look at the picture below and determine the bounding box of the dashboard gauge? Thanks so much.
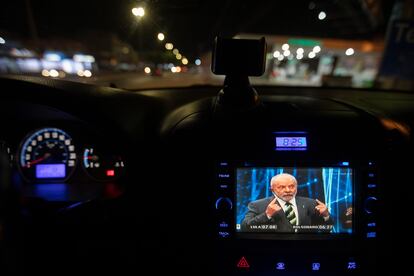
[18,128,76,181]
[82,147,125,181]
[0,141,14,167]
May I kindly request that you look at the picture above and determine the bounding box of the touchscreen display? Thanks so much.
[236,167,353,234]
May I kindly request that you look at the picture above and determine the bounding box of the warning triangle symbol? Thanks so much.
[237,256,250,268]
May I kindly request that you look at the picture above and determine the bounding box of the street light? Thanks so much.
[132,7,145,17]
[296,48,304,55]
[157,33,165,41]
[165,43,173,50]
[345,48,355,56]
[0,37,5,44]
[318,11,326,20]
[313,46,321,53]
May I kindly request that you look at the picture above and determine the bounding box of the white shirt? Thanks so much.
[266,196,330,223]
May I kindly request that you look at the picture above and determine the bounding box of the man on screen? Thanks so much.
[241,173,333,232]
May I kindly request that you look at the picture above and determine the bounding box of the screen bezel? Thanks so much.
[232,161,356,240]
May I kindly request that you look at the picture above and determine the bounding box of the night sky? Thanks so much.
[1,0,392,59]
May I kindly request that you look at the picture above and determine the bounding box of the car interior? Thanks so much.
[2,0,414,273]
[1,34,414,276]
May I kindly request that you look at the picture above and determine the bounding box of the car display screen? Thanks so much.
[236,166,353,235]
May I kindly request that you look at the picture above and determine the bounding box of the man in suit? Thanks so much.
[241,173,333,232]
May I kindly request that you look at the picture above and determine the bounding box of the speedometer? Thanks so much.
[18,128,76,181]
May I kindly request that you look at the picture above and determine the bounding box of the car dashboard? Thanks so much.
[0,75,413,275]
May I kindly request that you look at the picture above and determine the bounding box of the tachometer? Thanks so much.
[18,128,76,181]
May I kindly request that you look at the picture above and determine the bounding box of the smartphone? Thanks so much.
[211,37,267,76]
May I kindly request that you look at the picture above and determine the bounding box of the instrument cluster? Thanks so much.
[5,127,126,184]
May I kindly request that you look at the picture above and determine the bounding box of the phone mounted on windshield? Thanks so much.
[211,37,266,76]
[211,37,267,109]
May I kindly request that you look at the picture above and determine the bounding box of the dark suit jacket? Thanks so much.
[241,196,333,232]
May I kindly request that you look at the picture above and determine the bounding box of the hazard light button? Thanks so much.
[237,256,250,269]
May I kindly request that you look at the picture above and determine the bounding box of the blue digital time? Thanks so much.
[276,137,307,148]
[273,131,308,151]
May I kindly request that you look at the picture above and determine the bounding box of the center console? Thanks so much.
[213,131,380,275]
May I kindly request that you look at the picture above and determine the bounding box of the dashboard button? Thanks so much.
[219,221,229,228]
[218,173,231,179]
[215,197,233,210]
[311,262,321,271]
[347,261,358,270]
[218,231,230,238]
[237,256,250,269]
[219,161,229,167]
[275,262,286,270]
[364,197,378,214]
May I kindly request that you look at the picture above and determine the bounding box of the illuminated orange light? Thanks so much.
[361,42,374,52]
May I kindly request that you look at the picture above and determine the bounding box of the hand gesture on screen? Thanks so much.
[266,197,281,217]
[315,199,329,218]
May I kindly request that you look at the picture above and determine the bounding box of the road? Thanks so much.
[88,71,224,90]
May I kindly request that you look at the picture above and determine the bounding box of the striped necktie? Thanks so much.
[285,202,297,225]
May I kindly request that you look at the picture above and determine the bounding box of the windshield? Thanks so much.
[1,0,413,91]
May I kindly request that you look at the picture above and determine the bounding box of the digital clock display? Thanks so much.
[276,137,307,151]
